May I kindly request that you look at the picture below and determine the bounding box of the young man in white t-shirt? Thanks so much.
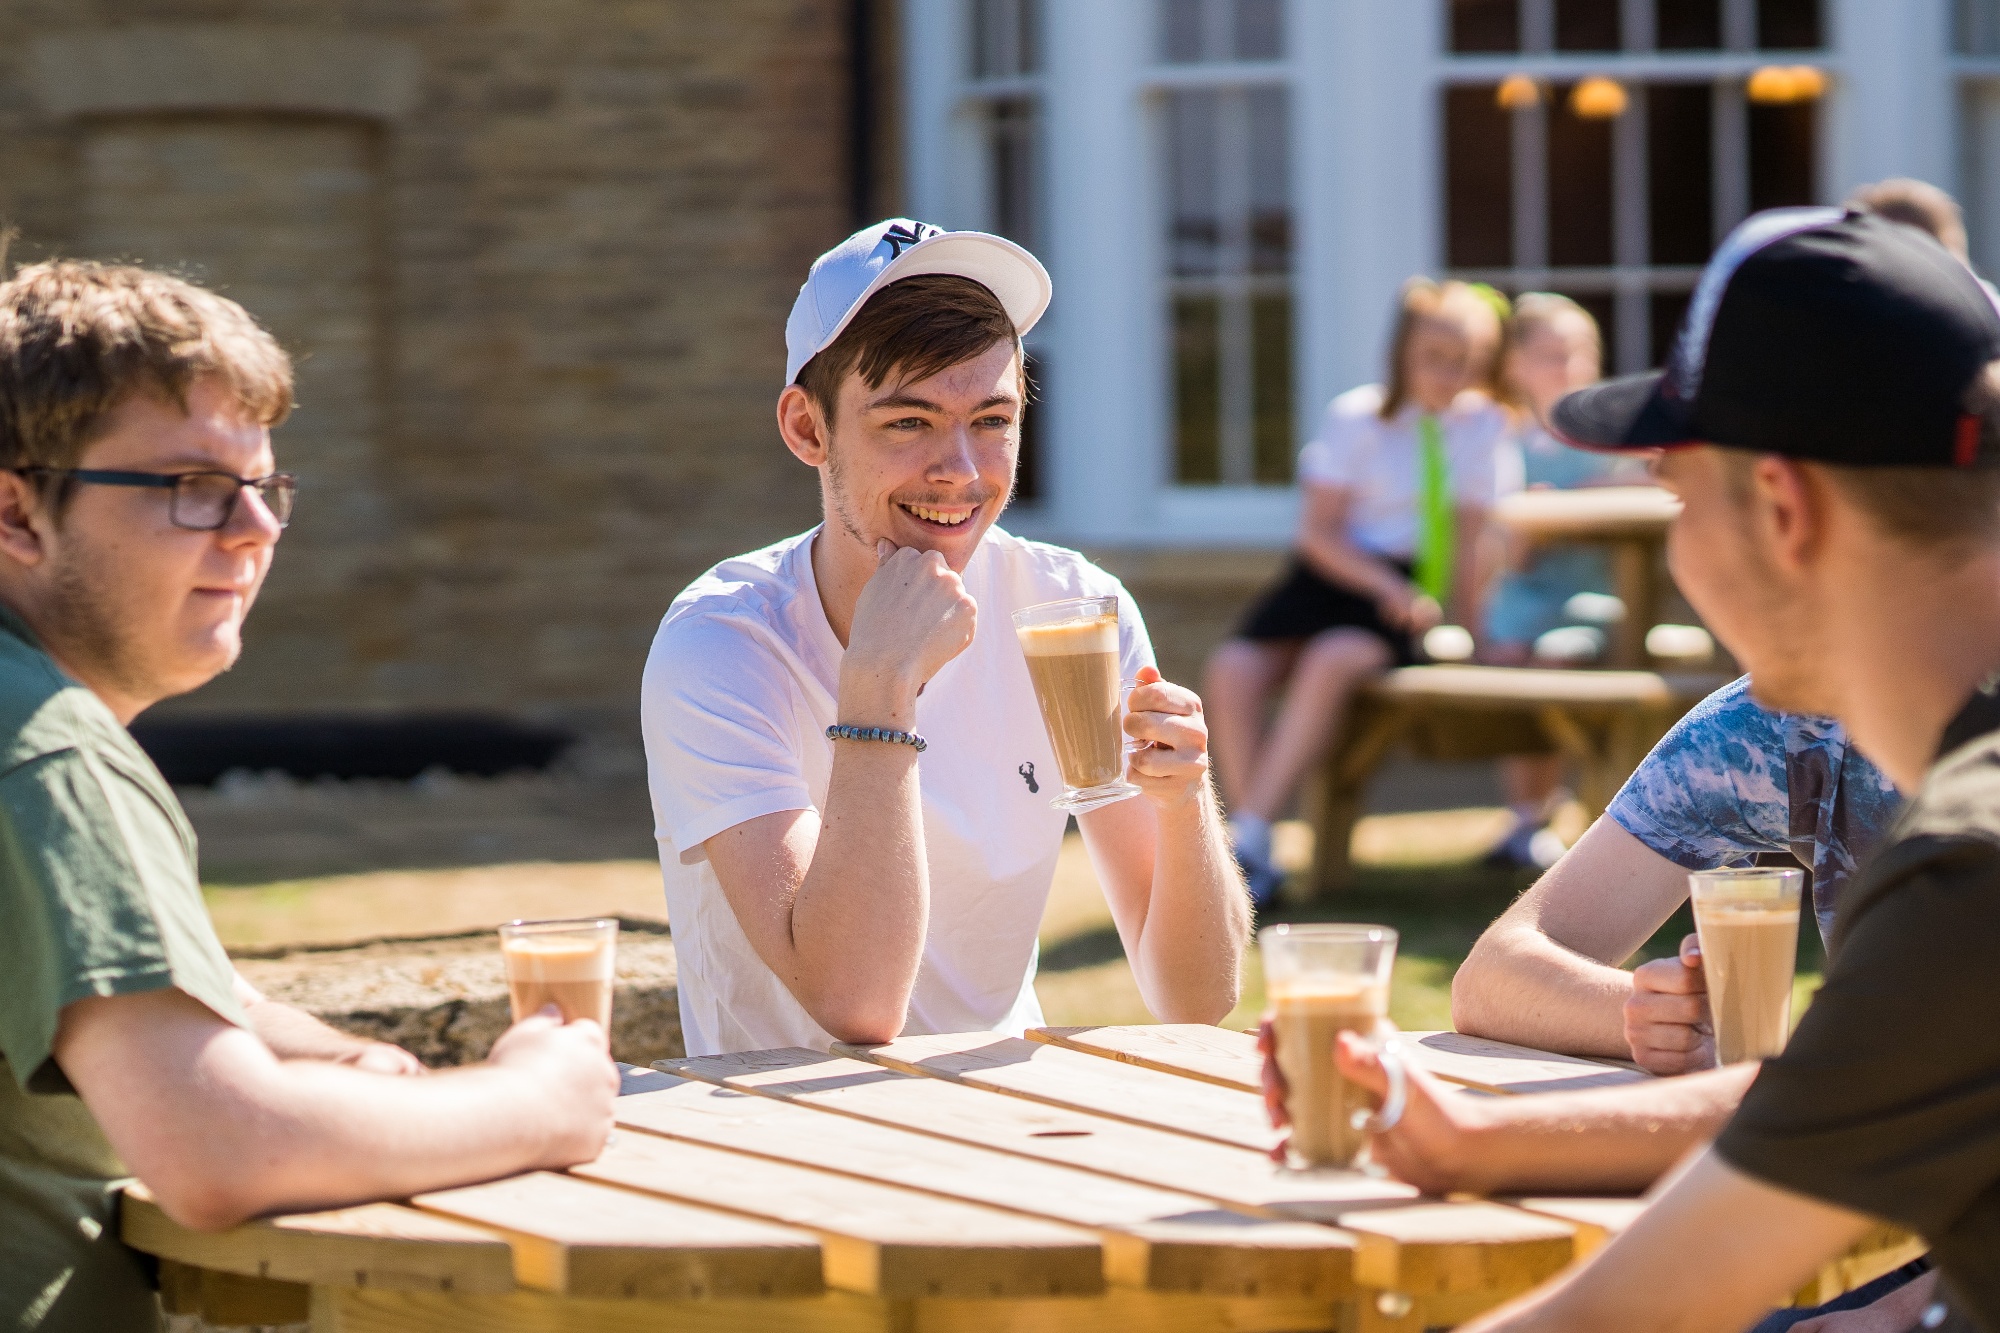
[642,219,1249,1057]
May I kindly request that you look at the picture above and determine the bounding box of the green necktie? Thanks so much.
[1416,415,1452,605]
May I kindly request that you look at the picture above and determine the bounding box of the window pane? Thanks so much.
[1757,0,1822,48]
[1248,86,1292,273]
[1649,83,1714,263]
[1657,0,1722,49]
[1749,101,1816,211]
[1650,291,1694,370]
[1451,0,1521,52]
[1167,92,1220,275]
[987,97,1039,251]
[1555,0,1620,51]
[971,0,1038,77]
[1548,85,1615,267]
[1017,352,1045,502]
[1564,290,1620,376]
[1958,0,2000,55]
[1252,293,1294,483]
[1162,0,1205,61]
[1235,0,1283,59]
[1174,294,1222,484]
[1445,85,1513,268]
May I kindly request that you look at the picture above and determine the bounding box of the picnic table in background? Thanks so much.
[1490,485,1683,669]
[128,1024,1922,1333]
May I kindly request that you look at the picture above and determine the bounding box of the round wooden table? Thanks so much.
[128,1025,1922,1332]
[1491,485,1683,668]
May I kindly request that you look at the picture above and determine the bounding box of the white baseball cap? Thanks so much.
[784,218,1052,386]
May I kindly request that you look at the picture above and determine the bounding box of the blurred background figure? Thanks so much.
[1483,294,1644,868]
[1205,278,1509,902]
[1846,176,1970,262]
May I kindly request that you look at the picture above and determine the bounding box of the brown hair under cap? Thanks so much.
[793,273,1021,426]
[0,260,293,477]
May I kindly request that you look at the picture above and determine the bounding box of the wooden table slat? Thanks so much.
[837,1032,1277,1151]
[618,1071,1355,1300]
[1492,485,1680,539]
[1028,1025,1261,1093]
[412,1170,824,1300]
[122,1185,515,1295]
[318,1285,1351,1333]
[571,1118,1105,1299]
[1030,1026,1648,1099]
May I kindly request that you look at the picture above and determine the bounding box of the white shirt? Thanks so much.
[641,525,1155,1057]
[1295,384,1511,558]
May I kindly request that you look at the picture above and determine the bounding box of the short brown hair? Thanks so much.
[1380,277,1505,419]
[1846,178,1969,263]
[0,260,293,475]
[793,274,1019,424]
[1721,360,2000,552]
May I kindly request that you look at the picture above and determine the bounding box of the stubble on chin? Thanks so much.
[823,445,871,549]
[42,551,237,707]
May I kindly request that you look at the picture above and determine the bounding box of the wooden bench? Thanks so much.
[1305,666,1725,895]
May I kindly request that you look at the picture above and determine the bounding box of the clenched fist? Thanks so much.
[1124,666,1214,811]
[842,541,979,715]
[1624,933,1715,1074]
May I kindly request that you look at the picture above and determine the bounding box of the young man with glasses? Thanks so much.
[0,262,617,1333]
[642,220,1248,1056]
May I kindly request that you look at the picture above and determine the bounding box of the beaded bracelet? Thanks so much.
[825,723,928,754]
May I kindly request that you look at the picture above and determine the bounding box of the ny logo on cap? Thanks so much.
[883,222,941,258]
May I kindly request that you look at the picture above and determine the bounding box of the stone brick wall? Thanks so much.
[0,2,860,727]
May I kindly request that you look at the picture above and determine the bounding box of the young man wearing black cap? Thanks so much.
[642,221,1247,1057]
[1449,209,2000,1331]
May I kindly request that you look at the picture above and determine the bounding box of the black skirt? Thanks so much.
[1237,555,1418,666]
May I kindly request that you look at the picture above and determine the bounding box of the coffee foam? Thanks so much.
[1017,615,1118,657]
[502,937,613,980]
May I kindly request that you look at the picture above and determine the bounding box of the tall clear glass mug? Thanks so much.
[498,917,618,1029]
[1688,868,1803,1065]
[1259,923,1401,1169]
[1012,596,1142,814]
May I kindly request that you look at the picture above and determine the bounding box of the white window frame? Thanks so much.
[903,0,1958,549]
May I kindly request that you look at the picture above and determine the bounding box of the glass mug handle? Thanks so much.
[1121,678,1147,754]
[1348,1034,1408,1136]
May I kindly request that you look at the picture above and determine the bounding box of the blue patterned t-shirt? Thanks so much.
[1606,676,1904,942]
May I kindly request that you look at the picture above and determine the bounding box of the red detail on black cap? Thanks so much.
[1957,413,1981,467]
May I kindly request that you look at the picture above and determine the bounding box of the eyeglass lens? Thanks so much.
[169,474,295,530]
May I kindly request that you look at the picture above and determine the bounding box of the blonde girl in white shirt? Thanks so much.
[1203,278,1508,900]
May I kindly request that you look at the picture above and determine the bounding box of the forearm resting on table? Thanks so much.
[1461,1149,1873,1333]
[1453,820,1691,1059]
[57,989,594,1232]
[1460,1064,1755,1194]
[1084,783,1247,1024]
[705,687,929,1044]
[1452,917,1636,1059]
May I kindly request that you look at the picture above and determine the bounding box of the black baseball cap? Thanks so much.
[1553,208,2000,467]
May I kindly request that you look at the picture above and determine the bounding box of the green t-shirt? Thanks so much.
[0,607,245,1333]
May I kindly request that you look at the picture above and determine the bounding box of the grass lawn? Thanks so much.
[1032,811,1827,1037]
[204,805,1826,1041]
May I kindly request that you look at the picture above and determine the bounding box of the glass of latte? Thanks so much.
[1688,868,1803,1065]
[498,917,619,1028]
[1259,923,1399,1170]
[1013,596,1142,814]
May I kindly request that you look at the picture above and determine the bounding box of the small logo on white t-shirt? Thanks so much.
[1018,761,1039,794]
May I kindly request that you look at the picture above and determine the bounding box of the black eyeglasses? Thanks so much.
[15,468,297,531]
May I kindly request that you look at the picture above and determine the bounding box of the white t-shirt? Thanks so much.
[641,525,1155,1057]
[1295,384,1511,558]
